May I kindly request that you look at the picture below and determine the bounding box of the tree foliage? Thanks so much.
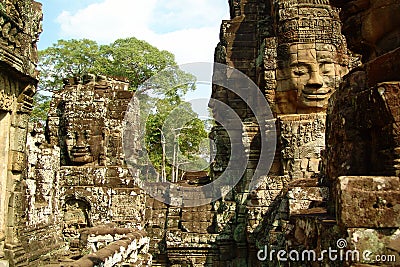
[33,37,209,182]
[96,37,176,89]
[38,39,100,92]
[30,93,51,123]
[37,37,178,92]
[145,96,209,181]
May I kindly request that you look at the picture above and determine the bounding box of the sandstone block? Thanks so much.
[338,176,400,228]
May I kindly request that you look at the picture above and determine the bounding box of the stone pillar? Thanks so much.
[0,0,42,264]
[0,111,11,256]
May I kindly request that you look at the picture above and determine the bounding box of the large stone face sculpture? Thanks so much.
[276,43,343,113]
[266,0,350,179]
[45,76,147,236]
[209,0,352,266]
[273,0,348,114]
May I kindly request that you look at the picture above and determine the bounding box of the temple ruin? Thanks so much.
[0,0,399,266]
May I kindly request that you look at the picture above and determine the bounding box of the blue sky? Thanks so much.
[38,0,229,113]
[38,0,229,64]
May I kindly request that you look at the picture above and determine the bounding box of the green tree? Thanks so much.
[96,37,176,89]
[38,39,100,92]
[30,93,51,123]
[37,37,178,92]
[145,96,209,182]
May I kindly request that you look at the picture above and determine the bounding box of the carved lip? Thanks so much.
[72,152,90,157]
[71,148,90,157]
[302,88,331,100]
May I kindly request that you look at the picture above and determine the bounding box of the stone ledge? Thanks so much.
[63,231,150,267]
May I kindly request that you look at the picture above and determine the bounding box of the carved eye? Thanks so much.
[319,62,334,75]
[66,132,74,139]
[84,130,91,139]
[293,67,308,76]
[294,70,306,76]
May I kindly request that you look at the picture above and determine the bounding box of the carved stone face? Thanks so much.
[64,119,104,165]
[63,199,90,232]
[276,43,344,114]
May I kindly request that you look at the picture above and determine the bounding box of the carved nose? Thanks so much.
[307,71,323,88]
[75,134,86,147]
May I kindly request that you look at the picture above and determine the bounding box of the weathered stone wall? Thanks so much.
[0,0,44,266]
[209,0,400,265]
[25,75,152,266]
[325,0,400,264]
[46,76,145,230]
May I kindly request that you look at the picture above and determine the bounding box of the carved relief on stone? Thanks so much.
[0,0,42,77]
[279,113,325,178]
[63,198,90,237]
[0,90,14,112]
[214,41,227,64]
[47,75,133,167]
[272,1,348,114]
[0,72,16,111]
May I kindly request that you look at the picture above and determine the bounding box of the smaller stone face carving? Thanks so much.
[47,76,133,167]
[63,198,90,236]
[64,118,105,165]
[276,43,344,113]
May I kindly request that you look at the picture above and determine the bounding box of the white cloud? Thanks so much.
[56,0,229,64]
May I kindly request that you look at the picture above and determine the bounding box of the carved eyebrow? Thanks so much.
[289,61,311,67]
[318,59,334,64]
[317,54,333,60]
